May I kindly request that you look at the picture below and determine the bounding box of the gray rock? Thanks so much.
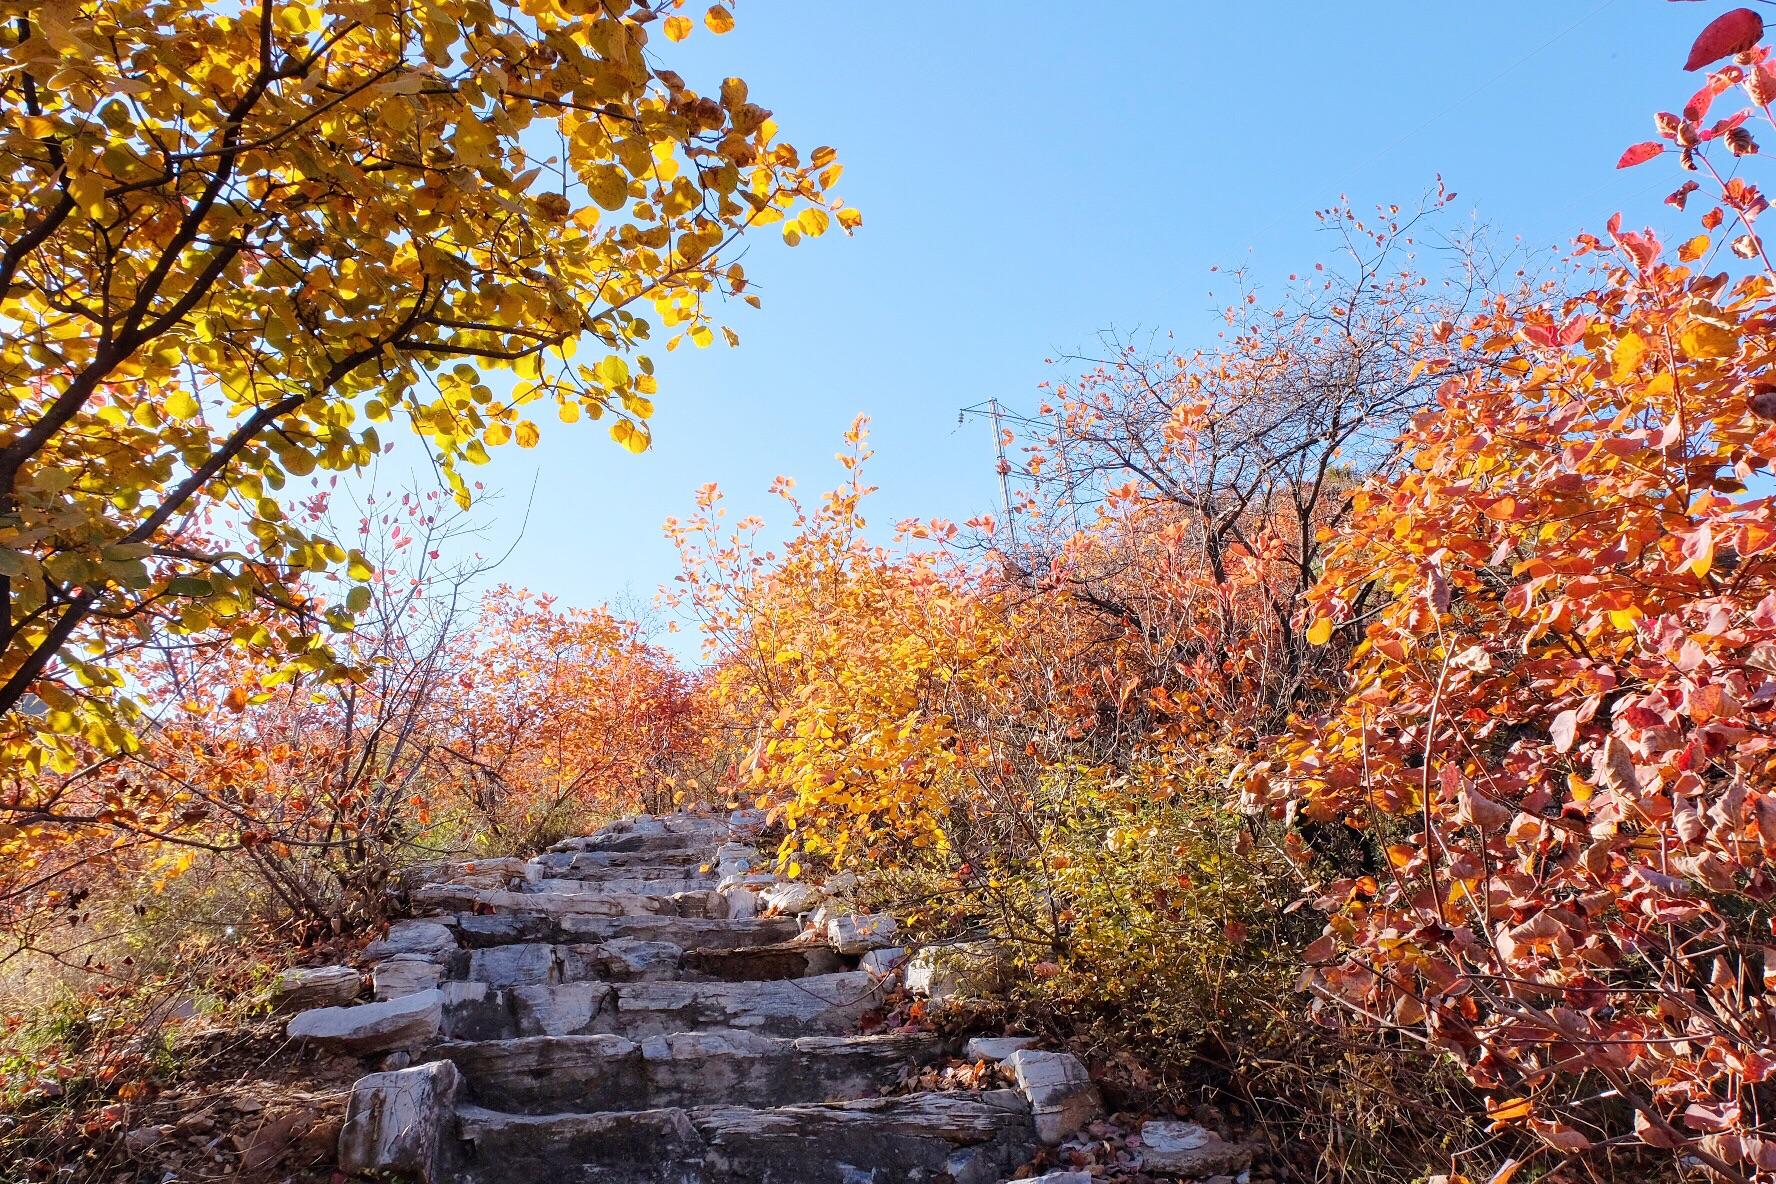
[1004,1049,1101,1145]
[562,937,684,981]
[1135,1121,1254,1178]
[1026,1173,1093,1184]
[465,942,562,987]
[365,919,457,962]
[372,955,442,1000]
[338,1059,461,1182]
[287,988,443,1055]
[963,1035,1038,1062]
[271,964,360,1011]
[859,946,907,977]
[826,912,897,955]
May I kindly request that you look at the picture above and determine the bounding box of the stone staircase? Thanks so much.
[280,812,1105,1184]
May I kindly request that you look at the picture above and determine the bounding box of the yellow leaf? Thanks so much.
[515,420,540,448]
[704,4,734,33]
[611,419,650,454]
[68,173,107,219]
[586,164,629,211]
[1611,331,1646,382]
[166,389,200,420]
[1679,320,1737,359]
[662,14,692,40]
[1306,617,1333,646]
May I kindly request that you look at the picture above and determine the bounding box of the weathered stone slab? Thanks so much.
[760,881,823,915]
[691,1090,1037,1184]
[397,857,528,893]
[682,940,842,982]
[963,1035,1038,1062]
[365,919,457,961]
[449,912,799,951]
[859,946,907,977]
[507,982,617,1037]
[432,1035,643,1112]
[1004,1049,1100,1144]
[288,989,442,1055]
[338,1059,461,1182]
[455,1105,706,1184]
[905,941,1003,1002]
[272,965,360,1012]
[639,1031,942,1111]
[458,942,560,987]
[372,955,443,1000]
[1135,1120,1254,1177]
[562,937,685,981]
[530,876,712,897]
[452,1091,1036,1184]
[826,912,898,955]
[609,972,877,1038]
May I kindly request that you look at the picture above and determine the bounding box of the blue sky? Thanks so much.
[450,0,1710,652]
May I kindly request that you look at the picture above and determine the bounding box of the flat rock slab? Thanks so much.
[288,988,442,1055]
[682,940,843,982]
[339,1060,461,1182]
[448,913,799,952]
[366,919,458,962]
[453,1090,1037,1184]
[494,971,880,1040]
[434,1031,941,1114]
[1136,1120,1254,1178]
[272,965,361,1011]
[418,886,728,920]
[529,877,715,898]
[532,849,706,874]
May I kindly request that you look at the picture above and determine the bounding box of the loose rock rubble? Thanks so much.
[289,811,1107,1182]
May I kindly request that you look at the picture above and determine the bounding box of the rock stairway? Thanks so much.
[284,812,1105,1184]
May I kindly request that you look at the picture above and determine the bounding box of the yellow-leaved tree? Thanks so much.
[0,0,854,773]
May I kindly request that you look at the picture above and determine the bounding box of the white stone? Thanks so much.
[718,872,778,892]
[762,881,822,915]
[1026,1173,1092,1184]
[338,1059,461,1182]
[826,912,898,955]
[372,956,442,1000]
[1004,1049,1100,1144]
[1136,1120,1253,1177]
[365,919,456,962]
[858,946,907,977]
[822,871,859,896]
[272,965,360,1011]
[963,1035,1038,1062]
[722,887,760,920]
[904,942,1000,1002]
[288,988,443,1055]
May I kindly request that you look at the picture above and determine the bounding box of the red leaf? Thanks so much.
[1618,141,1666,169]
[1685,8,1763,72]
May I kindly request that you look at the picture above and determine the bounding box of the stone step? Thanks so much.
[528,876,715,897]
[444,938,842,989]
[430,1030,943,1113]
[450,1090,1037,1184]
[549,817,730,856]
[531,849,708,875]
[444,912,800,952]
[445,971,881,1041]
[415,884,730,919]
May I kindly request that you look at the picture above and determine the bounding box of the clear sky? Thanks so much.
[446,1,1711,654]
